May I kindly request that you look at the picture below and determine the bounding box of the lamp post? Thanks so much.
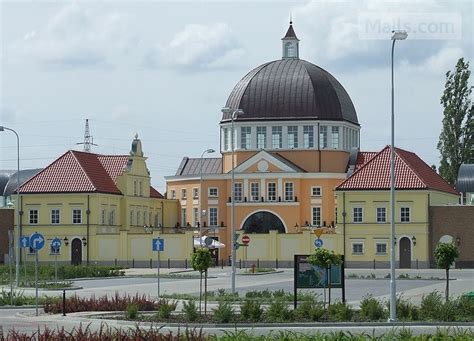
[221,107,244,294]
[389,30,407,322]
[0,126,21,287]
[199,148,215,247]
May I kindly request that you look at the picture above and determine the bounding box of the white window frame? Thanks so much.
[271,126,282,149]
[51,208,60,225]
[101,208,107,225]
[209,207,218,226]
[257,126,267,149]
[319,125,328,149]
[208,187,218,197]
[181,188,187,199]
[72,208,82,224]
[170,190,176,199]
[130,210,134,225]
[192,207,199,227]
[303,125,314,148]
[241,127,251,149]
[181,208,187,225]
[311,186,322,197]
[376,207,386,223]
[400,206,410,223]
[352,242,364,254]
[284,182,294,201]
[353,207,363,223]
[287,126,298,149]
[193,188,199,199]
[29,209,39,225]
[331,126,339,149]
[375,242,388,255]
[234,183,243,202]
[110,208,116,225]
[312,206,321,227]
[267,182,277,201]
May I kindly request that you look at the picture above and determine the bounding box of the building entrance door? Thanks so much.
[399,237,411,269]
[71,238,82,265]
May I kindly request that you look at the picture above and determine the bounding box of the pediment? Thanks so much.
[234,150,300,174]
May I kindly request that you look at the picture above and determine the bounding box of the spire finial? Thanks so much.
[135,133,139,139]
[290,12,292,25]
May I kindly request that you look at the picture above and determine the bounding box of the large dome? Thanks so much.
[222,59,358,125]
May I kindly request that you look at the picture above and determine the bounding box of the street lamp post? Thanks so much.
[0,126,21,287]
[221,107,244,294]
[389,30,407,322]
[199,148,215,247]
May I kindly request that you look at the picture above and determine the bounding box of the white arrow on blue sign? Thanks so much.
[314,238,324,248]
[30,232,45,250]
[152,238,164,252]
[51,238,61,250]
[20,236,30,248]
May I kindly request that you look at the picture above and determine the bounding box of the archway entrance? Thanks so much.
[71,238,82,265]
[242,211,286,233]
[399,237,411,269]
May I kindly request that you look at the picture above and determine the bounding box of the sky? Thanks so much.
[1,0,473,193]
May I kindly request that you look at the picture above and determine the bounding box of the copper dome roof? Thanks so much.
[222,59,358,125]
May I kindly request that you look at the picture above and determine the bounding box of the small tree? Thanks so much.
[191,247,213,315]
[308,248,342,306]
[434,242,459,302]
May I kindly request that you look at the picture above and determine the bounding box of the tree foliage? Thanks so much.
[307,248,342,269]
[191,247,213,273]
[434,243,459,271]
[437,57,474,184]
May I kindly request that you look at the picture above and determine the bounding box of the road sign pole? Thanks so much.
[55,253,58,285]
[24,248,27,285]
[9,230,13,305]
[35,250,38,316]
[157,249,160,299]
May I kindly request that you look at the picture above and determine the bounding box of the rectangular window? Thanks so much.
[312,207,321,226]
[209,187,218,197]
[137,211,141,225]
[376,243,387,254]
[143,211,147,225]
[353,207,363,223]
[250,182,260,202]
[234,183,242,202]
[287,126,298,148]
[72,209,82,224]
[331,126,339,149]
[181,208,187,225]
[401,207,410,222]
[311,186,322,197]
[257,127,267,149]
[303,126,314,148]
[181,189,187,199]
[335,207,338,224]
[223,128,230,151]
[319,125,328,148]
[193,207,199,227]
[51,209,60,225]
[110,209,116,225]
[267,182,277,201]
[284,182,294,201]
[209,207,218,226]
[170,190,176,199]
[133,181,137,196]
[271,126,282,149]
[241,127,251,149]
[193,188,199,199]
[376,207,386,223]
[352,243,364,254]
[29,209,39,224]
[130,210,134,225]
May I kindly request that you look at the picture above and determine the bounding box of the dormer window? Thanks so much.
[286,42,295,58]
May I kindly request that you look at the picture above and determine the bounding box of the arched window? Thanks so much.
[242,211,286,233]
[285,42,295,58]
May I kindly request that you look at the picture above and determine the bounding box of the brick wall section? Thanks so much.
[429,206,474,268]
[0,209,14,264]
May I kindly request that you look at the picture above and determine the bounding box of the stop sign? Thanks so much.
[242,235,250,245]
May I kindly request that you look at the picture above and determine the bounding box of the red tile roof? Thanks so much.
[21,151,129,194]
[355,151,378,170]
[337,146,458,195]
[150,186,164,199]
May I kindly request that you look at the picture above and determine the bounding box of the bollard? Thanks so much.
[62,289,66,316]
[373,259,376,270]
[149,258,152,269]
[276,258,279,269]
[168,258,170,269]
[251,264,256,273]
[114,258,117,267]
[239,259,242,269]
[257,259,260,268]
[185,258,188,269]
[132,259,135,268]
[221,259,224,269]
[416,259,419,269]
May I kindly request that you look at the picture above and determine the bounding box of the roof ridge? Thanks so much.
[70,151,99,191]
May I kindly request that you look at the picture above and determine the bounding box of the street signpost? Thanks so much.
[314,238,323,248]
[242,235,250,245]
[19,236,29,285]
[8,230,13,305]
[51,238,62,284]
[152,238,164,298]
[30,232,45,316]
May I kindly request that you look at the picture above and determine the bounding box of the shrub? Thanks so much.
[327,300,353,321]
[294,301,325,321]
[156,299,177,319]
[420,291,443,320]
[456,294,474,321]
[182,299,199,322]
[212,300,234,323]
[265,299,293,322]
[240,299,263,322]
[125,303,139,320]
[387,295,418,321]
[360,295,386,321]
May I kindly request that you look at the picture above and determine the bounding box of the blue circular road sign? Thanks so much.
[30,232,45,250]
[51,238,62,250]
[314,238,323,248]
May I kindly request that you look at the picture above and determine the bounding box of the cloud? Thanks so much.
[15,3,139,68]
[291,0,471,72]
[0,104,22,124]
[145,22,245,70]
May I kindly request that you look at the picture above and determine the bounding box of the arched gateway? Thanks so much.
[242,211,286,233]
